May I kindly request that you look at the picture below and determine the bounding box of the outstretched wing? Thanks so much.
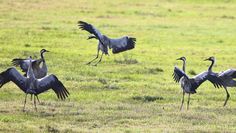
[36,75,69,100]
[0,67,27,92]
[12,58,30,72]
[78,21,105,47]
[111,37,136,54]
[193,71,225,89]
[218,69,236,87]
[12,58,39,74]
[219,69,236,79]
[173,66,188,83]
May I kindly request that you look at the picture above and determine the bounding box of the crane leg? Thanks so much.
[23,94,28,112]
[33,95,37,112]
[223,87,230,106]
[86,49,100,65]
[93,53,104,66]
[36,95,40,104]
[187,93,191,110]
[180,91,185,111]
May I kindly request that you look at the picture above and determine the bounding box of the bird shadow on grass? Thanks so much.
[114,55,138,64]
[114,58,138,64]
[132,95,164,102]
[21,102,81,117]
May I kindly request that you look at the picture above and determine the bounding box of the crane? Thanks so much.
[204,56,236,106]
[0,57,69,111]
[173,57,225,110]
[12,49,49,79]
[78,21,136,66]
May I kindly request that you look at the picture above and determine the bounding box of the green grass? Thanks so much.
[0,0,236,132]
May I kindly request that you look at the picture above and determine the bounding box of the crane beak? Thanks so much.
[87,35,97,40]
[45,50,50,52]
[204,58,209,61]
[176,58,181,60]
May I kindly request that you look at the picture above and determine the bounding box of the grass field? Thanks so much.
[0,0,236,132]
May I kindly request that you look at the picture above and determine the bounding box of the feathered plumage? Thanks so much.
[0,67,69,100]
[78,21,136,65]
[205,56,236,106]
[12,49,49,78]
[0,67,69,111]
[173,67,225,93]
[173,57,226,110]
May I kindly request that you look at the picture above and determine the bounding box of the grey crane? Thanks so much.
[173,57,225,110]
[12,49,49,79]
[204,56,236,106]
[78,21,136,66]
[0,57,69,111]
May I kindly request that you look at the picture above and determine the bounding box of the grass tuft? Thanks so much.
[132,96,164,102]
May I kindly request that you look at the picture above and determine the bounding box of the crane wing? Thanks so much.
[0,67,27,92]
[219,69,236,79]
[193,71,225,89]
[78,21,106,47]
[173,66,188,83]
[12,58,39,73]
[207,72,226,88]
[36,75,69,100]
[111,37,136,54]
[218,69,236,87]
[12,58,30,72]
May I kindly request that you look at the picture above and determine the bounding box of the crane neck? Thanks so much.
[182,60,186,72]
[27,60,36,79]
[208,60,215,72]
[40,52,45,62]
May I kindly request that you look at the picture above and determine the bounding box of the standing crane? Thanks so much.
[12,49,49,79]
[78,21,136,66]
[0,57,69,111]
[173,57,226,110]
[204,56,236,106]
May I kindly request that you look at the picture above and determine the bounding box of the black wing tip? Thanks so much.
[129,37,136,41]
[78,21,89,28]
[78,21,86,29]
[11,58,23,66]
[77,21,97,37]
[128,37,136,45]
[53,76,70,100]
[78,20,86,24]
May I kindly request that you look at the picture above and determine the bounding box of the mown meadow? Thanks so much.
[0,0,236,132]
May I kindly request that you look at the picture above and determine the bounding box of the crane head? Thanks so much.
[204,56,215,61]
[40,49,50,53]
[176,57,186,61]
